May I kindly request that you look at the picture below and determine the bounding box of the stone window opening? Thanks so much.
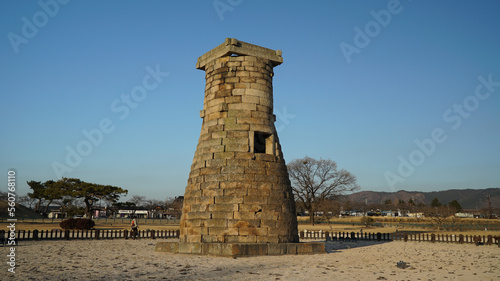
[253,132,274,155]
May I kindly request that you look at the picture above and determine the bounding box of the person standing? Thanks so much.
[131,217,139,240]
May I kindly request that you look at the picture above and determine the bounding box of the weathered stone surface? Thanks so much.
[155,242,326,257]
[179,39,298,246]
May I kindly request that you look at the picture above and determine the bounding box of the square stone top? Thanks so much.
[196,38,283,70]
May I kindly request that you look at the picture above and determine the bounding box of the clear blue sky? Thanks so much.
[1,0,499,202]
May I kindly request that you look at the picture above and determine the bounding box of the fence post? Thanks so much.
[459,234,464,244]
[95,229,100,240]
[404,233,408,242]
[152,230,156,239]
[124,229,128,240]
[431,233,435,243]
[33,229,39,241]
[377,232,381,241]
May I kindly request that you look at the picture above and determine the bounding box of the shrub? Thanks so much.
[60,218,95,230]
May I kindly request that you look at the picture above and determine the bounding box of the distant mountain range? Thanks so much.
[345,188,500,210]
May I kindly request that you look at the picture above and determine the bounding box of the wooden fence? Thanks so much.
[300,230,500,246]
[0,229,179,242]
[1,229,499,246]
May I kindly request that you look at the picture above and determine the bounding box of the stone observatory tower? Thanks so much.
[156,39,324,256]
[179,38,299,245]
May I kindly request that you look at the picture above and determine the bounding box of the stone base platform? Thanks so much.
[155,242,325,257]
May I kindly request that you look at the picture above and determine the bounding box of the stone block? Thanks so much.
[190,204,209,213]
[255,174,277,182]
[244,88,268,98]
[227,173,254,182]
[185,235,202,243]
[221,165,245,174]
[205,218,228,228]
[244,195,267,204]
[202,189,223,198]
[204,174,227,182]
[186,226,207,235]
[225,144,250,152]
[286,244,297,255]
[191,160,205,170]
[228,219,261,228]
[213,67,229,74]
[235,70,250,77]
[223,137,249,145]
[200,181,220,189]
[227,159,250,167]
[239,76,257,83]
[249,71,264,78]
[185,190,202,198]
[206,97,226,108]
[206,145,226,154]
[234,82,252,89]
[256,104,271,113]
[233,211,255,220]
[205,159,226,168]
[208,203,239,212]
[256,211,278,220]
[237,117,268,125]
[234,152,254,159]
[224,122,250,131]
[200,167,220,175]
[231,88,246,96]
[255,78,269,85]
[225,235,257,243]
[255,153,275,162]
[224,96,242,104]
[259,97,272,107]
[211,131,227,139]
[239,204,262,213]
[228,109,252,118]
[228,103,257,111]
[247,188,270,196]
[241,95,260,104]
[204,122,220,131]
[214,89,232,99]
[238,244,268,256]
[210,211,234,220]
[223,188,248,197]
[213,152,235,159]
[215,196,244,204]
[195,196,214,205]
[219,181,250,190]
[206,112,227,121]
[250,123,271,133]
[297,243,325,254]
[248,160,267,169]
[244,166,266,174]
[224,77,240,83]
[226,131,249,138]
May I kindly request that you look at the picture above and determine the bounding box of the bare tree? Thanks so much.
[18,195,36,208]
[129,195,146,208]
[316,198,342,231]
[287,157,360,224]
[424,205,455,230]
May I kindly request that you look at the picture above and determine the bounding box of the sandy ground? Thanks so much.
[1,239,498,281]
